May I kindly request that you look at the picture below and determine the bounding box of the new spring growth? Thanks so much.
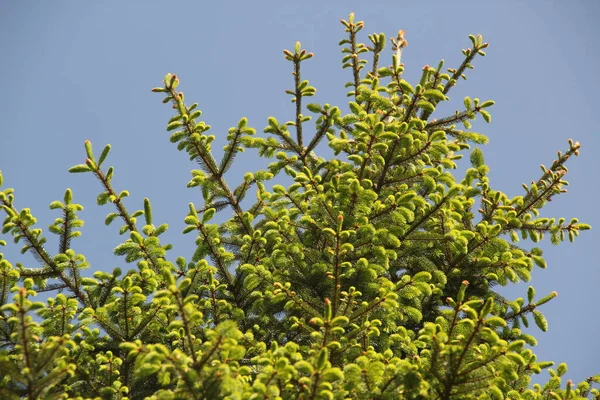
[85,158,96,171]
[283,44,314,62]
[568,138,581,156]
[457,280,469,303]
[535,291,558,307]
[337,214,344,232]
[322,298,334,326]
[84,140,94,163]
[340,12,364,31]
[391,29,408,64]
[168,74,179,89]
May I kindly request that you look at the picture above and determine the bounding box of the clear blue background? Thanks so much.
[1,1,598,385]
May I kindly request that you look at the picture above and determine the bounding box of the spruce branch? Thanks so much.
[421,35,489,122]
[160,76,253,235]
[340,13,367,100]
[0,197,89,306]
[303,109,336,161]
[283,42,315,148]
[425,108,477,130]
[375,95,424,194]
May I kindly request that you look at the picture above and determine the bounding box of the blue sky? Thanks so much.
[1,1,598,386]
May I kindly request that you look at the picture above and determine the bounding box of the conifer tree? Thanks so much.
[0,13,596,400]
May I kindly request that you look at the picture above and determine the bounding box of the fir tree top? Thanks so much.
[0,12,596,400]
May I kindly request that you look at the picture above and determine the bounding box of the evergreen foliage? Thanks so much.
[0,13,596,399]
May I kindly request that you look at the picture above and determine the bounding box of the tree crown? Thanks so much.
[0,13,595,400]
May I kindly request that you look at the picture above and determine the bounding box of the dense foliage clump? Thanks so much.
[0,13,595,400]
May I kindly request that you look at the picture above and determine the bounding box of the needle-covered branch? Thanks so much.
[0,13,595,399]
